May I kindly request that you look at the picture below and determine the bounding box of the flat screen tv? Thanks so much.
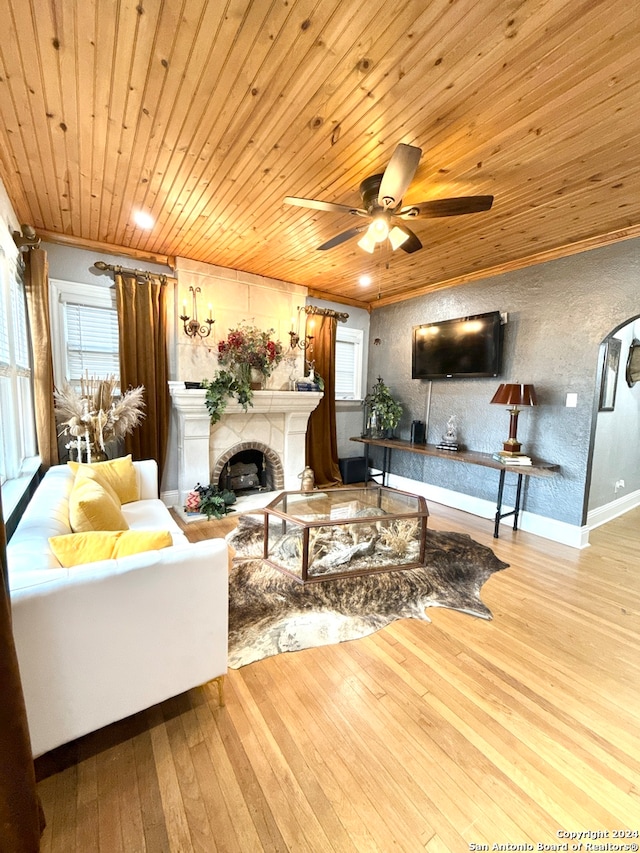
[412,311,503,379]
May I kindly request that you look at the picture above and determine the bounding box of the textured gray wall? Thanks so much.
[365,238,640,527]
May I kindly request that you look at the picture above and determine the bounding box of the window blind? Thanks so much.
[11,278,29,368]
[65,302,120,380]
[0,299,9,365]
[335,338,356,398]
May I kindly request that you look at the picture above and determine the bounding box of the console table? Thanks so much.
[350,436,559,538]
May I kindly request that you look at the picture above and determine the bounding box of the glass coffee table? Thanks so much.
[262,486,429,584]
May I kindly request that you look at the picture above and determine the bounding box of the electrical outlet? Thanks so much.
[615,479,625,493]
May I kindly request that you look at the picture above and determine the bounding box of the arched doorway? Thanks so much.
[586,315,640,529]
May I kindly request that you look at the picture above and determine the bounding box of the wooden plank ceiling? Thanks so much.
[1,0,638,309]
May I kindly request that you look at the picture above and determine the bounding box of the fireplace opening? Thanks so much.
[212,441,285,496]
[219,449,271,495]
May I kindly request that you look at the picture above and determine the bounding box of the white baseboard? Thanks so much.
[160,489,179,508]
[386,473,590,549]
[587,489,640,530]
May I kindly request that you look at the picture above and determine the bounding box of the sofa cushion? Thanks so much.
[49,530,173,567]
[121,499,189,547]
[68,455,139,504]
[73,465,122,507]
[69,477,129,533]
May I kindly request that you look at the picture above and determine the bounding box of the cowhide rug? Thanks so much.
[226,514,508,669]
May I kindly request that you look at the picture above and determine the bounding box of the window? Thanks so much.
[335,326,364,400]
[0,249,37,493]
[50,279,120,387]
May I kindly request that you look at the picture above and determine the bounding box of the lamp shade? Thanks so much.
[490,383,537,407]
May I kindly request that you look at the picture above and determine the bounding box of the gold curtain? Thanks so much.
[0,490,46,851]
[115,273,170,485]
[305,313,343,487]
[24,248,59,469]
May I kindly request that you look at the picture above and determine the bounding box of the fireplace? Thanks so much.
[215,443,283,494]
[168,382,322,511]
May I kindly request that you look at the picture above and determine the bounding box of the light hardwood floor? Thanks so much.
[35,501,640,852]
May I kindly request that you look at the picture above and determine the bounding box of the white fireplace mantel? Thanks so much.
[168,381,322,504]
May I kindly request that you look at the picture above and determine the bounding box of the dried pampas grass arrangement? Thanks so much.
[54,375,145,462]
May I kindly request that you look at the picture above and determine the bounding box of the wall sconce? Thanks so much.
[288,308,314,353]
[180,286,214,339]
[288,329,314,352]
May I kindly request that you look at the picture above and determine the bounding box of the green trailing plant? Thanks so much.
[202,370,253,424]
[194,482,237,520]
[365,377,403,436]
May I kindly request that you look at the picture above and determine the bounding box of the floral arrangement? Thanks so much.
[54,376,145,462]
[217,321,283,378]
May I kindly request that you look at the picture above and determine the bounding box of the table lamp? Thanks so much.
[490,383,537,455]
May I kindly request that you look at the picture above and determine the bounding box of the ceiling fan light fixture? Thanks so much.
[369,217,389,243]
[285,142,494,256]
[357,230,377,253]
[388,226,410,251]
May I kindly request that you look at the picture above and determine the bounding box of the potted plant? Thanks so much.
[186,483,237,520]
[364,377,403,438]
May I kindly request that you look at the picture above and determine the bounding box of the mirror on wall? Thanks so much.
[625,338,640,388]
[598,337,621,412]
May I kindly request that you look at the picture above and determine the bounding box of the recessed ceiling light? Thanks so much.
[134,210,154,229]
[359,274,372,286]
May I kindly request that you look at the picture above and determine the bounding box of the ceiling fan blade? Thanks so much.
[316,224,369,251]
[398,195,494,219]
[377,144,422,209]
[284,196,367,216]
[395,224,423,254]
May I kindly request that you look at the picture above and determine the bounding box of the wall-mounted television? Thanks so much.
[412,311,503,380]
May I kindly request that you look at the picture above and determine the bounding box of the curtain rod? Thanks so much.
[93,260,176,284]
[304,305,349,322]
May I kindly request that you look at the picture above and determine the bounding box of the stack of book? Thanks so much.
[493,452,532,465]
[436,440,459,452]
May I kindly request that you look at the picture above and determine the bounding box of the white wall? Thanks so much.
[173,257,307,388]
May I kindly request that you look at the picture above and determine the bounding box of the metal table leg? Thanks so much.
[494,469,506,538]
[383,447,391,486]
[494,470,525,537]
[513,473,524,530]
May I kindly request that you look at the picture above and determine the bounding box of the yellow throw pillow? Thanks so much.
[73,465,122,507]
[68,477,129,533]
[112,530,172,558]
[68,454,139,504]
[49,530,173,568]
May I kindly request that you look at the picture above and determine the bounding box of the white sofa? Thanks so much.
[7,459,228,757]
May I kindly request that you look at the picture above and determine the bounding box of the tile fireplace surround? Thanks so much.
[168,381,323,509]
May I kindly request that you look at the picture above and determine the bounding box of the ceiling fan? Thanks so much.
[284,143,493,254]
